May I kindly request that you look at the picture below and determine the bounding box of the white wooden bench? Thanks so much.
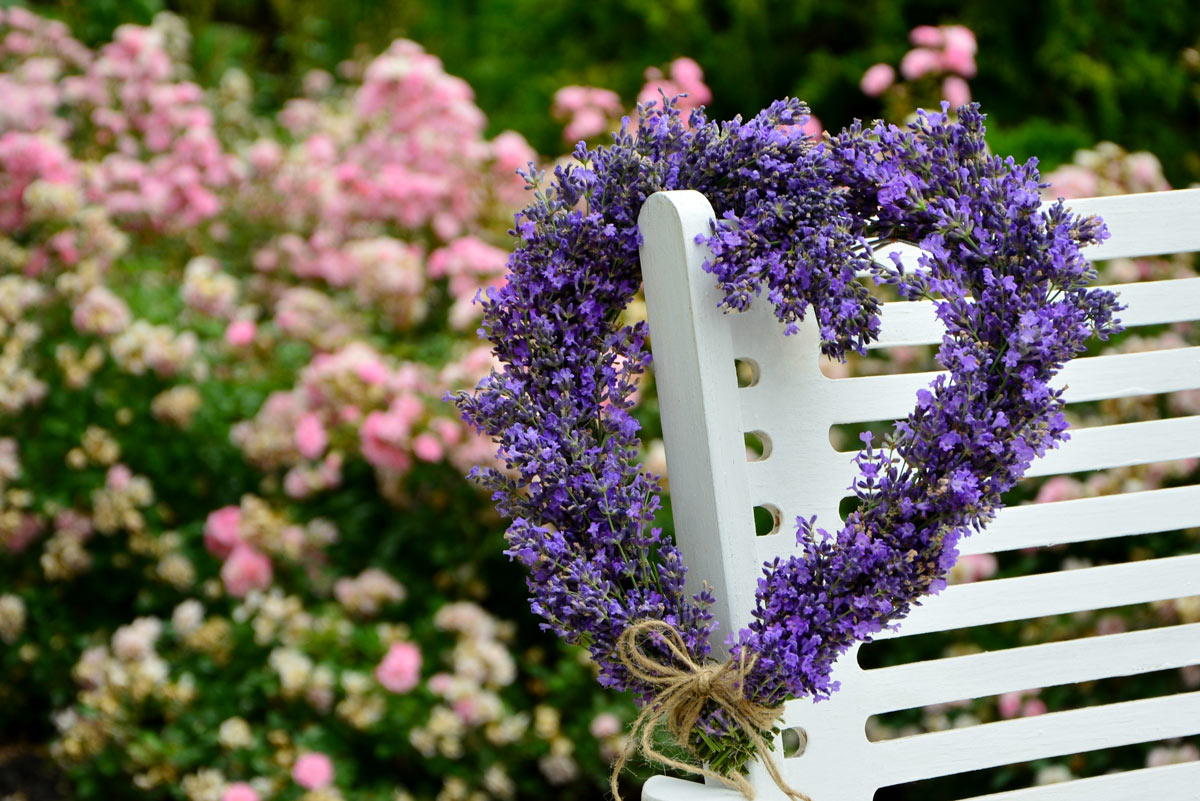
[637,187,1200,801]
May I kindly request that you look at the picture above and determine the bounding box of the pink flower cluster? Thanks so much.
[231,342,499,499]
[552,85,624,142]
[637,57,713,122]
[860,24,977,108]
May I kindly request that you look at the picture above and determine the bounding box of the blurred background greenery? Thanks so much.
[23,0,1200,183]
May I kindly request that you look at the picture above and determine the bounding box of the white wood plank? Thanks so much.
[808,347,1200,425]
[863,622,1200,714]
[638,190,769,652]
[878,553,1200,639]
[872,691,1200,786]
[1025,416,1200,477]
[969,761,1200,801]
[755,483,1200,569]
[870,277,1200,349]
[1062,188,1200,260]
[823,416,1200,493]
[957,484,1200,556]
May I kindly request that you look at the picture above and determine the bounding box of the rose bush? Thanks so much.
[0,9,631,800]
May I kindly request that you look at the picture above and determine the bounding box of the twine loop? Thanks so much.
[609,620,811,801]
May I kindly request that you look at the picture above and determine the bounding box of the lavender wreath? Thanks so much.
[455,101,1121,793]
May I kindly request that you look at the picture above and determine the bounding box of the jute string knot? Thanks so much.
[610,620,811,801]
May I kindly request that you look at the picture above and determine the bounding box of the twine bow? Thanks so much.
[610,620,811,801]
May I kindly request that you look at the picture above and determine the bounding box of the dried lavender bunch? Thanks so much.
[456,100,1120,776]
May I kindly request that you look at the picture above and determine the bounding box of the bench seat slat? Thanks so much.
[877,552,1200,639]
[863,622,1200,714]
[872,691,1200,786]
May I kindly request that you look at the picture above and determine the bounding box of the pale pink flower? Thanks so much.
[225,319,256,347]
[1034,475,1084,504]
[295,413,328,459]
[941,75,971,108]
[221,545,273,598]
[909,25,944,47]
[940,25,978,77]
[1042,165,1099,200]
[860,63,896,97]
[221,783,260,801]
[106,464,132,490]
[899,48,941,80]
[204,505,243,559]
[292,752,334,790]
[376,641,421,693]
[1021,698,1048,717]
[589,712,621,739]
[72,286,132,336]
[412,432,444,463]
[998,691,1023,719]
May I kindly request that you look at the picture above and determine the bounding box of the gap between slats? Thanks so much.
[876,552,1200,639]
[869,690,1200,787]
[861,622,1200,715]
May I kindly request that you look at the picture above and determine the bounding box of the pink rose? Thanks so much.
[292,752,334,790]
[221,545,273,598]
[941,25,977,77]
[860,63,895,97]
[295,413,328,459]
[899,47,941,81]
[375,641,421,693]
[225,319,256,347]
[589,712,621,739]
[909,25,944,47]
[360,408,414,473]
[941,75,971,108]
[411,432,444,463]
[203,505,243,559]
[221,783,260,801]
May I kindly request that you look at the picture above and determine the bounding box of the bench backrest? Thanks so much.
[638,187,1200,800]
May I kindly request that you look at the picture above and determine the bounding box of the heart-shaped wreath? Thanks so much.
[455,101,1120,797]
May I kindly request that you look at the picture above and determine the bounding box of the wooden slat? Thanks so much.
[958,485,1200,556]
[873,691,1200,786]
[1025,416,1200,477]
[815,347,1200,424]
[754,483,1200,574]
[968,761,1200,801]
[877,553,1200,639]
[863,623,1200,714]
[826,416,1200,491]
[1062,188,1200,260]
[870,277,1200,349]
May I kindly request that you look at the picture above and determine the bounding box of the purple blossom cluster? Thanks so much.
[457,100,1120,767]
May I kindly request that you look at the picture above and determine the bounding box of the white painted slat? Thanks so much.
[870,277,1200,349]
[645,740,1200,801]
[957,485,1200,556]
[863,622,1200,714]
[1025,415,1200,477]
[873,691,1200,786]
[878,553,1200,639]
[969,761,1200,801]
[825,416,1200,493]
[813,347,1200,425]
[754,484,1200,565]
[1061,188,1200,260]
